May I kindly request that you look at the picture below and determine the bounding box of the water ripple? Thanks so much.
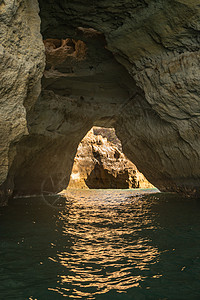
[47,189,160,299]
[1,189,200,299]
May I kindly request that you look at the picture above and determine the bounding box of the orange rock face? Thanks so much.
[68,127,154,189]
[44,38,87,69]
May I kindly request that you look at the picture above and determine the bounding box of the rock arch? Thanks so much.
[1,0,200,203]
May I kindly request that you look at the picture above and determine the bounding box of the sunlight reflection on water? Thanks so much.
[51,189,160,299]
[1,188,200,300]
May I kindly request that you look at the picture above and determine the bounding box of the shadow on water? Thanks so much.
[1,189,200,299]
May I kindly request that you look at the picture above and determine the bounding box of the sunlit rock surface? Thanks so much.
[68,127,153,189]
[0,0,200,204]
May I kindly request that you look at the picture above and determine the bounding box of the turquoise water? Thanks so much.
[1,188,200,300]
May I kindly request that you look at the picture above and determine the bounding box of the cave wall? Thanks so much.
[0,0,200,202]
[0,0,45,203]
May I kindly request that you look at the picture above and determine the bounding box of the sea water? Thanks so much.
[1,188,200,300]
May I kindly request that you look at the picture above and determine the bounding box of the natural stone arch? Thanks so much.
[10,32,141,196]
[37,0,200,196]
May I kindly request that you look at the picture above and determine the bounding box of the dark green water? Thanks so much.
[1,189,200,300]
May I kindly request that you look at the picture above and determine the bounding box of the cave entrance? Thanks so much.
[9,26,155,206]
[67,126,154,190]
[40,126,154,209]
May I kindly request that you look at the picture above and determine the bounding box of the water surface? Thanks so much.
[1,188,200,299]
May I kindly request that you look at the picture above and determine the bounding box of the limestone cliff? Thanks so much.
[0,0,200,204]
[68,127,153,189]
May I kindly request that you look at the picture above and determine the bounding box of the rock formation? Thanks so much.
[67,127,153,189]
[0,0,200,204]
[0,0,45,204]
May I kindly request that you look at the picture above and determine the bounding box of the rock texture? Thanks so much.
[0,0,45,203]
[0,0,200,203]
[9,29,137,197]
[68,127,153,189]
[38,0,200,197]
